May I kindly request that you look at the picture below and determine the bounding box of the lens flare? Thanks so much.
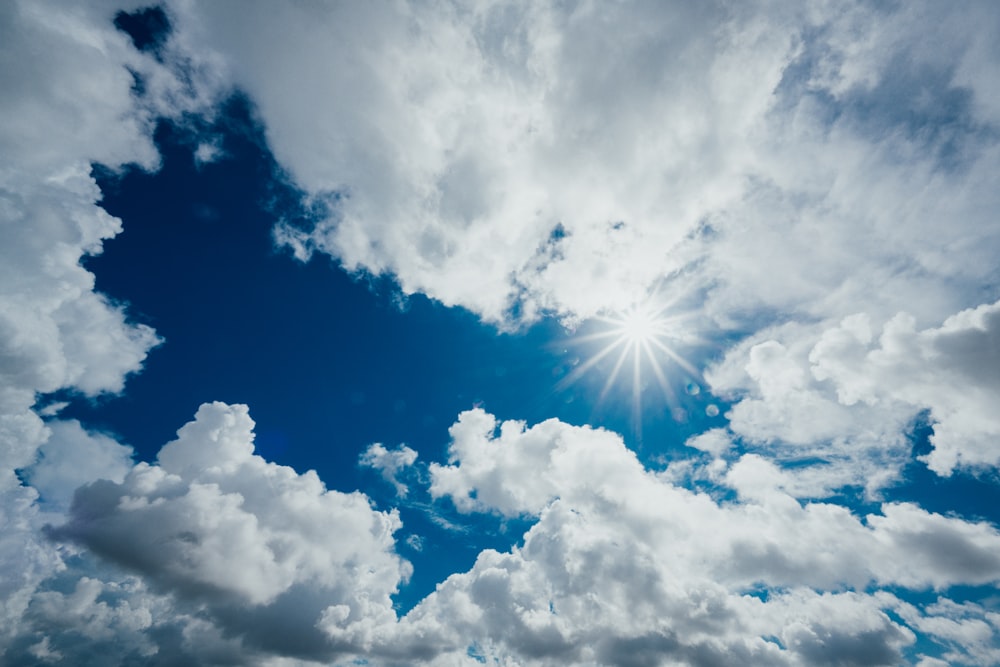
[559,295,700,434]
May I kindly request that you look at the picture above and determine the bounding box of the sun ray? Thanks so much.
[641,338,673,401]
[599,342,633,405]
[557,337,625,390]
[560,294,700,428]
[646,335,701,378]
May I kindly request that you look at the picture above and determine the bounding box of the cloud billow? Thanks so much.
[2,0,1000,665]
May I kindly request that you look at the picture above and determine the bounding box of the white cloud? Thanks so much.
[360,442,419,497]
[193,139,225,166]
[158,0,1000,487]
[18,404,999,664]
[398,409,1000,664]
[143,0,1000,524]
[6,570,258,666]
[430,410,1000,590]
[163,0,800,324]
[894,597,1000,667]
[50,402,411,660]
[20,420,133,510]
[0,0,188,653]
[706,299,1000,494]
[155,0,1000,334]
[810,302,1000,475]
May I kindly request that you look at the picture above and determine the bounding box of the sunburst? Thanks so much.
[558,296,700,428]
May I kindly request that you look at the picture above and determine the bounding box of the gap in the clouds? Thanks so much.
[884,412,1000,525]
[881,582,1000,665]
[113,6,171,59]
[46,94,720,613]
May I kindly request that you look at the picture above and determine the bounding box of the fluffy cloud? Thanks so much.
[163,0,798,323]
[156,0,1000,334]
[810,302,1000,475]
[20,420,133,510]
[430,410,1000,590]
[157,0,1000,487]
[895,598,1000,667]
[0,0,222,655]
[0,0,168,651]
[50,402,410,661]
[16,405,1000,665]
[706,299,1000,496]
[361,443,419,497]
[393,409,1000,664]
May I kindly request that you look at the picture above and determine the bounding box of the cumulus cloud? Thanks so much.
[143,0,1000,506]
[0,0,171,651]
[430,410,1000,590]
[390,409,1000,664]
[810,302,1000,475]
[162,0,797,323]
[0,0,224,655]
[50,402,410,661]
[706,299,1000,495]
[20,420,133,510]
[16,405,1000,665]
[156,0,1000,486]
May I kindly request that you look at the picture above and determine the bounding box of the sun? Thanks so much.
[558,296,700,428]
[617,304,662,345]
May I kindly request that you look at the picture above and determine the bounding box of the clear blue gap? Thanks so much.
[113,6,171,58]
[885,412,1000,524]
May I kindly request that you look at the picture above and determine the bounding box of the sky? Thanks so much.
[2,1,1000,665]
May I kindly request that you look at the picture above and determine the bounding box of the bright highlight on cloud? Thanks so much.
[2,0,1000,665]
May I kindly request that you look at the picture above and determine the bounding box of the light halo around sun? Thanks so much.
[558,295,700,426]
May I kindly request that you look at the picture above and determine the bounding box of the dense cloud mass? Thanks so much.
[47,403,410,662]
[0,0,162,653]
[2,0,1000,665]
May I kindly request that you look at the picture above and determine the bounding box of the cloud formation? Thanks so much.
[361,442,420,497]
[0,0,168,651]
[0,0,220,655]
[162,1,1000,330]
[2,0,1000,664]
[12,403,999,665]
[157,0,1000,494]
[48,402,410,661]
[404,409,1000,665]
[705,299,1000,496]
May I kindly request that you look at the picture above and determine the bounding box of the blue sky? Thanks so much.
[3,2,1000,666]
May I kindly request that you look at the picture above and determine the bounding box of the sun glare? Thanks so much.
[559,296,700,430]
[618,305,660,344]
